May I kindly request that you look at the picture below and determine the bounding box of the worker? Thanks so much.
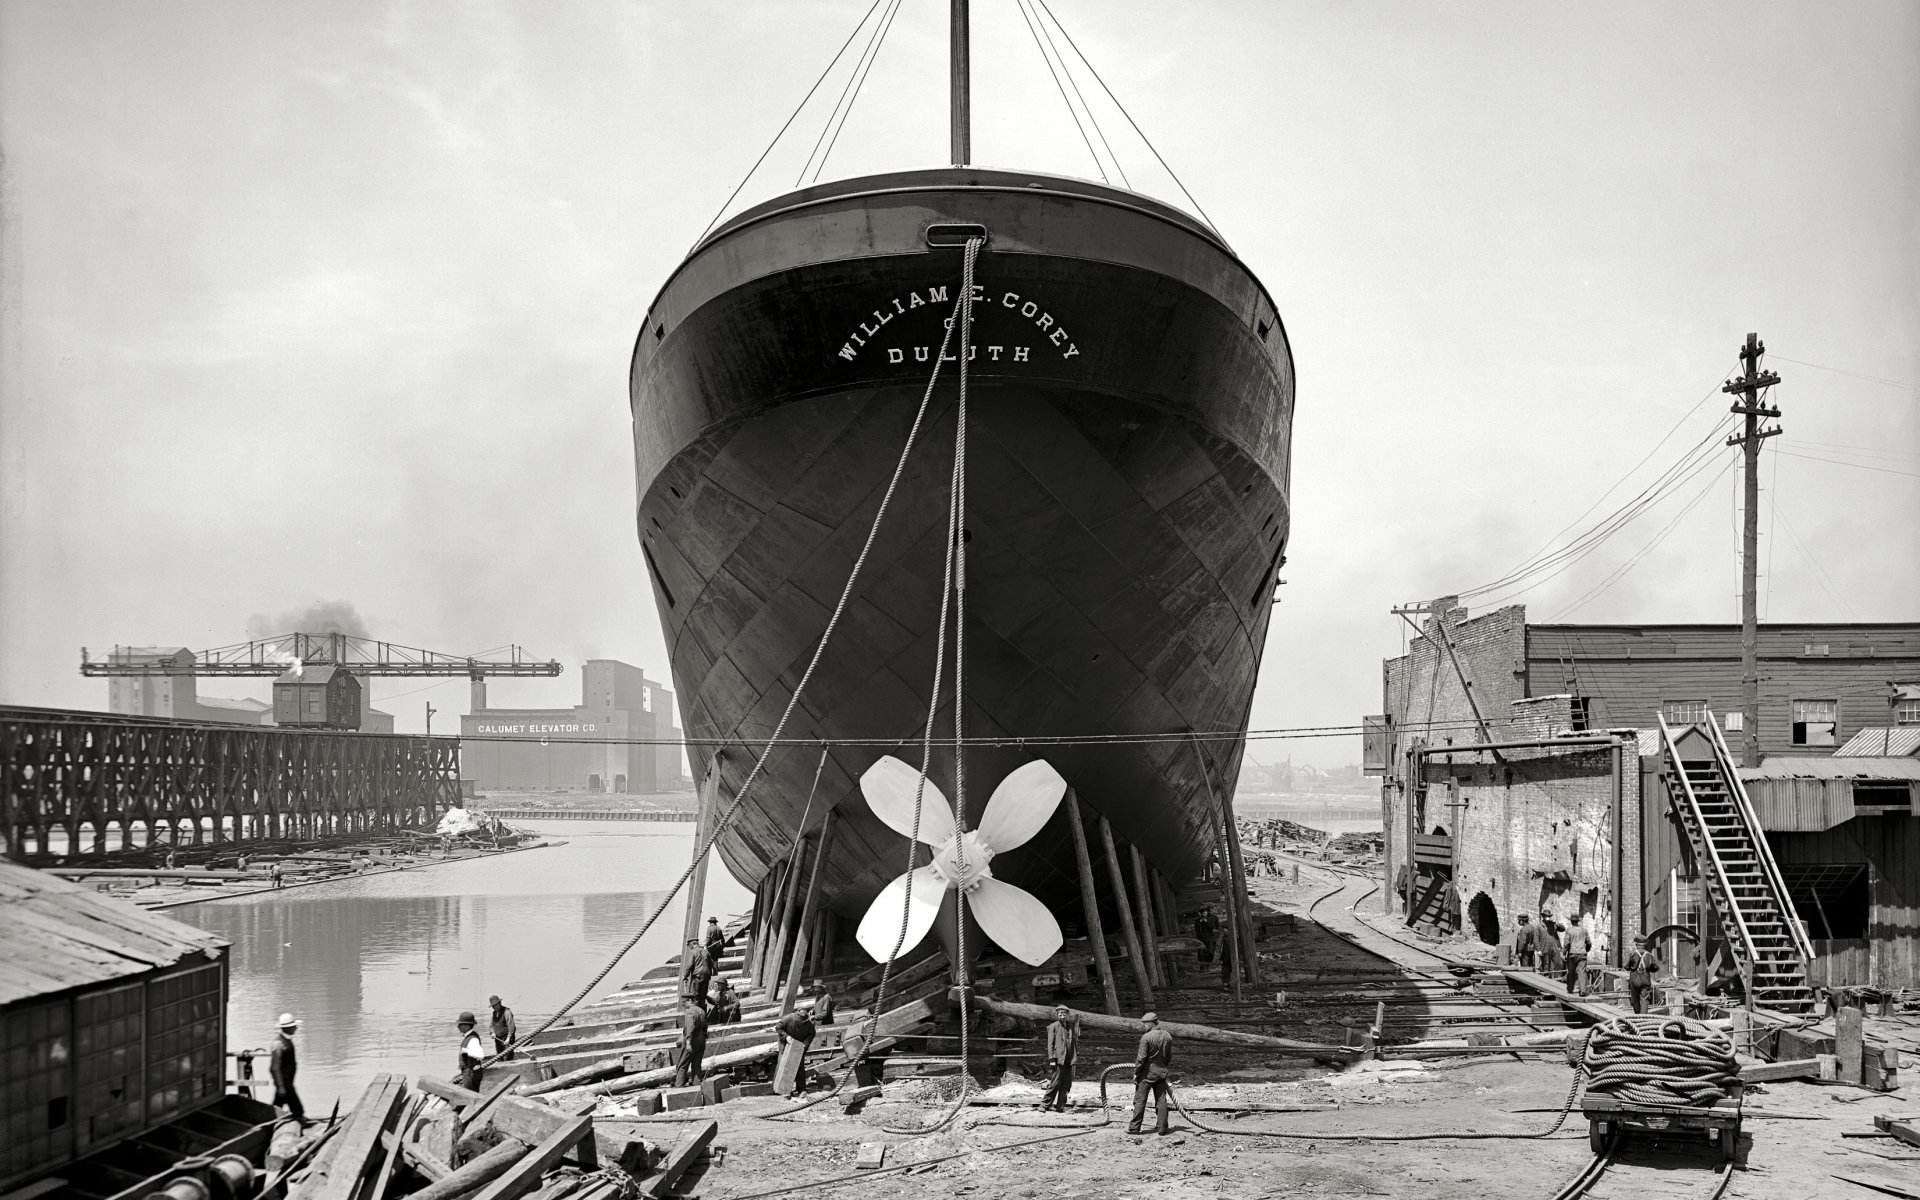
[680,937,712,1009]
[1539,913,1564,975]
[674,998,709,1087]
[269,1013,305,1124]
[810,979,837,1025]
[1564,918,1591,995]
[236,853,249,872]
[776,1006,817,1092]
[1625,936,1662,1014]
[456,1012,487,1090]
[1218,915,1237,989]
[1194,907,1217,966]
[704,915,727,966]
[165,847,177,870]
[1513,914,1538,967]
[270,861,285,889]
[1127,1012,1175,1136]
[488,994,517,1055]
[1039,1005,1079,1112]
[709,979,742,1024]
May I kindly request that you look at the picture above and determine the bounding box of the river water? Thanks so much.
[172,820,752,1111]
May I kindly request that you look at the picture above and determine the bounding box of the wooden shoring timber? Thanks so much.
[765,836,809,1001]
[1219,792,1261,989]
[1097,814,1154,1009]
[963,993,1354,1058]
[468,1113,596,1200]
[1063,790,1122,1016]
[1129,845,1164,990]
[403,1139,533,1200]
[781,812,837,1016]
[680,755,725,956]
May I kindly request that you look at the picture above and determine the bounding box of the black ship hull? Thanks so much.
[630,168,1294,934]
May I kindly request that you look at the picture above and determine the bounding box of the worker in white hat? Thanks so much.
[269,1014,305,1124]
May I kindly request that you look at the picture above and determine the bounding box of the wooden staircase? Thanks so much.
[1658,711,1816,1014]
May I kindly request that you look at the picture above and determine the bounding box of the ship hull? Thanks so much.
[631,169,1295,934]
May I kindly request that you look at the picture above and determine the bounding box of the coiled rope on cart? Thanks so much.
[1572,1015,1738,1108]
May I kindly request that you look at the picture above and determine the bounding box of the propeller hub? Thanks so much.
[932,832,994,891]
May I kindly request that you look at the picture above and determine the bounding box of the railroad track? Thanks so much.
[1549,1141,1734,1200]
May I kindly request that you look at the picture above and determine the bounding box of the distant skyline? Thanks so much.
[3,1,1914,772]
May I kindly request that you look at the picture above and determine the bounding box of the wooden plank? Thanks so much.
[1741,1058,1822,1083]
[454,1076,517,1141]
[368,1095,423,1200]
[405,1139,533,1200]
[1873,1115,1920,1148]
[467,1114,594,1200]
[1841,1006,1867,1086]
[300,1073,406,1200]
[1835,1172,1920,1199]
[638,1120,717,1200]
[773,1038,808,1096]
[1501,969,1633,1024]
[418,1078,648,1167]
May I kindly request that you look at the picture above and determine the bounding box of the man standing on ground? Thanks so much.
[269,1014,304,1124]
[1039,1005,1078,1112]
[1127,1012,1174,1136]
[704,916,727,968]
[1625,937,1662,1014]
[270,861,284,889]
[680,937,712,1009]
[810,979,836,1025]
[456,1012,487,1090]
[1513,914,1538,967]
[488,995,516,1055]
[674,997,709,1087]
[1564,919,1591,994]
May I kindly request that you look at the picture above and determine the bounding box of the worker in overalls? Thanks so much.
[1625,936,1662,1014]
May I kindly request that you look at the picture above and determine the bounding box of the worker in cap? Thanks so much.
[673,995,709,1087]
[810,978,837,1026]
[704,915,727,965]
[1039,1004,1079,1112]
[488,994,517,1055]
[679,936,713,1009]
[1127,1012,1175,1135]
[456,1011,486,1090]
[269,1014,305,1124]
[1624,936,1662,1015]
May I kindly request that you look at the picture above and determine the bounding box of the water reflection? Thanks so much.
[174,822,752,1109]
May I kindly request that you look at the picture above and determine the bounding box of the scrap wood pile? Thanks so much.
[1574,1015,1739,1108]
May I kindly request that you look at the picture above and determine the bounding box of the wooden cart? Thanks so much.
[1583,1092,1744,1160]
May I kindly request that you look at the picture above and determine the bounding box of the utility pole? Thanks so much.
[425,701,436,738]
[1722,333,1782,767]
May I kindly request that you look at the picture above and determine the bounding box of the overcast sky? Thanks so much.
[2,1,1914,770]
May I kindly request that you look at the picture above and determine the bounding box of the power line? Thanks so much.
[1774,449,1920,479]
[1768,354,1914,392]
[1547,454,1737,621]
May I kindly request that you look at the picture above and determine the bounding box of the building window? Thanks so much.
[1663,700,1710,726]
[1570,697,1592,733]
[1671,868,1702,936]
[1792,699,1839,746]
[1897,697,1920,726]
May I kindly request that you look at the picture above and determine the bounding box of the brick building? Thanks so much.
[461,659,686,794]
[1373,598,1920,979]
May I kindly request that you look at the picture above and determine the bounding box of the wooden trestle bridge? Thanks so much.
[0,705,460,859]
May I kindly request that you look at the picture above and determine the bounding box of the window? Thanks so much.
[1897,697,1920,726]
[1671,868,1702,935]
[1663,700,1710,726]
[1571,697,1592,733]
[1792,699,1839,746]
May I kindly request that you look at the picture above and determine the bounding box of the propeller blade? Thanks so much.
[860,756,955,847]
[975,759,1067,853]
[967,876,1064,966]
[855,865,946,962]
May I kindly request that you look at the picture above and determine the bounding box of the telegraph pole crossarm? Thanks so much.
[1722,332,1784,768]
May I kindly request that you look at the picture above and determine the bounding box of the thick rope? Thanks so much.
[1574,1015,1738,1108]
[487,252,982,1065]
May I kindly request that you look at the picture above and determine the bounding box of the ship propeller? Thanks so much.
[854,756,1068,967]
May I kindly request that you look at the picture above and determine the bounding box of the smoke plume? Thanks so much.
[247,599,372,640]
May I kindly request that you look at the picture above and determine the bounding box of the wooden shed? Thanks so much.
[272,664,362,730]
[0,861,264,1193]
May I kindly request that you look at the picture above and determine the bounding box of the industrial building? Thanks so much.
[1372,598,1920,992]
[105,646,395,732]
[461,659,685,794]
[0,861,271,1194]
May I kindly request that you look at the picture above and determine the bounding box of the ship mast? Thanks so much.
[950,0,970,165]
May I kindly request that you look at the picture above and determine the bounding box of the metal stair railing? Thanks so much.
[1702,708,1817,973]
[1657,714,1762,985]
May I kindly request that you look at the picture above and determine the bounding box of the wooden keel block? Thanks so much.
[699,1073,734,1104]
[660,1087,706,1112]
[855,1143,887,1170]
[631,1091,663,1117]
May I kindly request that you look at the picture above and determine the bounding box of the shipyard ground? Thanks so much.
[606,863,1906,1200]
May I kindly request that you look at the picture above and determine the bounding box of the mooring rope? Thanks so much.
[1574,1015,1738,1108]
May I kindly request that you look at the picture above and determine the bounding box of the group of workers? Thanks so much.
[1035,1004,1179,1134]
[671,915,838,1088]
[1511,911,1605,995]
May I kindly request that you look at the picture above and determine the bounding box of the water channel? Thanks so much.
[172,819,752,1110]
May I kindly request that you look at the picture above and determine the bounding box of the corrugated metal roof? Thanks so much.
[1835,727,1920,757]
[1741,757,1920,781]
[0,861,228,1006]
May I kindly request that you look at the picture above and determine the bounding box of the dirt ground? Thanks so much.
[597,857,1911,1199]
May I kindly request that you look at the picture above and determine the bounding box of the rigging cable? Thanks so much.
[1028,0,1128,187]
[1029,0,1219,232]
[1014,0,1109,183]
[480,251,984,1064]
[694,0,892,248]
[803,0,906,185]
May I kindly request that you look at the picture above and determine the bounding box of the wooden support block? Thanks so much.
[734,1082,774,1098]
[630,1091,662,1117]
[639,1120,718,1199]
[773,1039,808,1096]
[841,1085,882,1114]
[1874,1115,1920,1148]
[623,1049,673,1075]
[661,1087,706,1112]
[467,1113,595,1200]
[1840,1007,1866,1086]
[699,1073,734,1104]
[1740,1058,1822,1083]
[854,1143,887,1170]
[1820,1054,1842,1081]
[305,1073,408,1200]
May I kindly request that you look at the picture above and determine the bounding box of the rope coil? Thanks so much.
[1572,1015,1738,1108]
